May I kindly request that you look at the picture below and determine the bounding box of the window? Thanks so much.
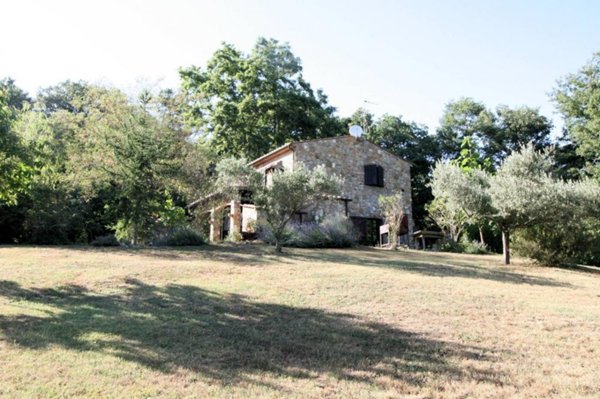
[364,164,384,187]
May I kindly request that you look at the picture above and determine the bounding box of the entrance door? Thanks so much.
[351,217,382,246]
[221,206,231,240]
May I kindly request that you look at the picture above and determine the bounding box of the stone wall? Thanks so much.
[244,135,415,240]
[292,136,414,231]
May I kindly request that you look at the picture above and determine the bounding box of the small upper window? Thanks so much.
[364,164,384,187]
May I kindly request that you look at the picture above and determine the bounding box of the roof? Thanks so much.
[248,135,413,168]
[248,142,293,168]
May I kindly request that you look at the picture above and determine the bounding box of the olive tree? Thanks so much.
[430,145,564,265]
[378,193,407,249]
[425,197,468,243]
[253,165,342,252]
[430,160,491,243]
[487,146,560,264]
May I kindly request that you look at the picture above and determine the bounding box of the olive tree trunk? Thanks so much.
[501,229,510,265]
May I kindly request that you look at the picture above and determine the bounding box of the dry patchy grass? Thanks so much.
[0,244,599,398]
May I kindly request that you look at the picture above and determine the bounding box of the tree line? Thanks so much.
[0,38,598,265]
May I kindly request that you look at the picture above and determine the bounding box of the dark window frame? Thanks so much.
[364,164,384,187]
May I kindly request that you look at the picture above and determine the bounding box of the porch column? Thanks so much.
[209,207,222,242]
[229,198,241,238]
[407,212,415,248]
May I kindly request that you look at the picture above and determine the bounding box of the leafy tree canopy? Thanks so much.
[436,98,495,160]
[0,78,32,111]
[179,38,345,160]
[436,98,552,167]
[254,164,342,252]
[552,52,600,179]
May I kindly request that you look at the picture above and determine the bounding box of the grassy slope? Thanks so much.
[0,245,598,399]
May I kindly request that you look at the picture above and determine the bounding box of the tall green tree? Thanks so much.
[436,98,496,160]
[0,85,32,206]
[4,82,205,244]
[552,51,600,179]
[0,78,32,111]
[99,93,184,245]
[485,105,553,164]
[36,80,90,115]
[179,38,345,160]
[437,98,552,166]
[9,83,127,243]
[347,107,376,135]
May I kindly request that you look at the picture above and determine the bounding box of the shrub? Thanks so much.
[439,237,489,254]
[318,214,359,248]
[462,239,489,255]
[225,230,243,242]
[439,239,463,253]
[259,215,358,248]
[514,222,600,266]
[152,227,205,247]
[91,234,120,247]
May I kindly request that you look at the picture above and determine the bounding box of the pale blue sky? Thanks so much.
[1,0,598,132]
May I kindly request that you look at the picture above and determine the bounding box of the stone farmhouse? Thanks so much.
[207,135,414,245]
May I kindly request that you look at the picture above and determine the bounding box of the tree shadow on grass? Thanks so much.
[40,243,279,266]
[281,248,574,288]
[0,279,504,389]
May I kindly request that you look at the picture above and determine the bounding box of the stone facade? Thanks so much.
[208,135,414,244]
[292,136,412,221]
[244,135,414,244]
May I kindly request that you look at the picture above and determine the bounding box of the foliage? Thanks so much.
[440,237,489,254]
[214,156,262,198]
[450,136,496,246]
[98,94,185,245]
[22,182,87,244]
[429,161,490,241]
[487,105,552,163]
[378,193,407,249]
[35,80,90,115]
[253,164,342,252]
[436,98,552,166]
[0,78,32,111]
[179,38,345,160]
[156,194,187,228]
[552,131,587,180]
[451,136,492,172]
[552,52,600,179]
[90,234,120,247]
[0,81,207,245]
[426,197,468,243]
[225,230,243,242]
[346,107,376,134]
[152,227,205,247]
[431,144,600,265]
[438,239,464,253]
[0,86,33,206]
[513,178,600,265]
[436,98,496,160]
[461,239,490,255]
[260,214,357,248]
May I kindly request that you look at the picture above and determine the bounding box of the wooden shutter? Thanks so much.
[364,165,378,186]
[377,166,384,187]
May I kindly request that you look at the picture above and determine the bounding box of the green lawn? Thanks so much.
[0,245,599,398]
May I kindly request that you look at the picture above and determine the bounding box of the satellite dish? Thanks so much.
[349,125,364,138]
